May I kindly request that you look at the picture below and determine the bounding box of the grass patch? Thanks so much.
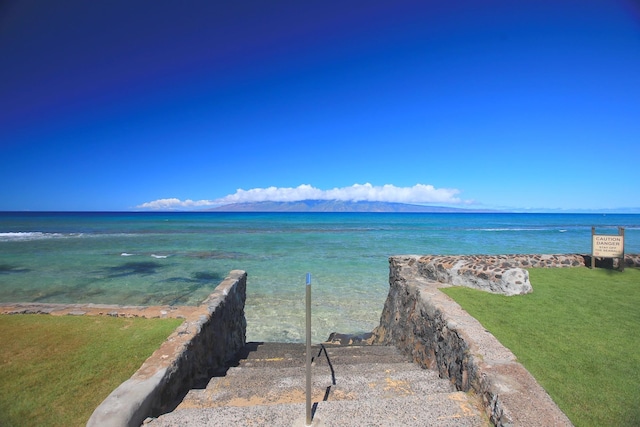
[0,314,182,427]
[441,267,640,427]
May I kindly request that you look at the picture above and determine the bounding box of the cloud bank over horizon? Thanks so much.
[137,183,470,210]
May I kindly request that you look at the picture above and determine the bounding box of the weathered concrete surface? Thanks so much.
[374,256,574,427]
[86,270,247,427]
[145,343,489,427]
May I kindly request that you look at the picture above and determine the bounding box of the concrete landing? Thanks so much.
[144,343,489,427]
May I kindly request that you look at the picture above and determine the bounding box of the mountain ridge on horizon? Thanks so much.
[206,200,496,213]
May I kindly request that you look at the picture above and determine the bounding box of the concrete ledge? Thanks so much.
[86,270,247,427]
[374,255,575,426]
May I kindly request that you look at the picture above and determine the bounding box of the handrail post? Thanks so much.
[305,272,312,426]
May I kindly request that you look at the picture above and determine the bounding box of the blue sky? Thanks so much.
[1,0,639,211]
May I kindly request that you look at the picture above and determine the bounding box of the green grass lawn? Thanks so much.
[0,314,182,427]
[441,267,640,427]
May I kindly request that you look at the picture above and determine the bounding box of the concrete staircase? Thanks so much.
[145,342,489,427]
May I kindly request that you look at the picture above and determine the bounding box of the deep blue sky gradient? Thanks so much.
[1,0,639,210]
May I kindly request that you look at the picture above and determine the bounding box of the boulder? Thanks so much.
[417,256,532,296]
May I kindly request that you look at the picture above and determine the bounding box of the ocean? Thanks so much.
[1,212,638,343]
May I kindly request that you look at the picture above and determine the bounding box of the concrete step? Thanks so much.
[179,343,443,409]
[144,343,489,427]
[230,342,412,369]
[179,360,454,409]
[147,392,486,427]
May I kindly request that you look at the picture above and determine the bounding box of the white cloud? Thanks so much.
[137,183,469,210]
[136,198,215,210]
[215,183,465,204]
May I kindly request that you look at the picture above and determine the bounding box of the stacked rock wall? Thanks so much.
[416,254,587,296]
[374,255,582,426]
[416,254,640,297]
[624,253,640,267]
[87,270,247,427]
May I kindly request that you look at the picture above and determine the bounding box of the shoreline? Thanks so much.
[3,253,639,320]
[0,302,199,319]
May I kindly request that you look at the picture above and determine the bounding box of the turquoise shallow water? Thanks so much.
[1,212,639,342]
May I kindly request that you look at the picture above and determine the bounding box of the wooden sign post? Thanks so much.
[591,226,625,271]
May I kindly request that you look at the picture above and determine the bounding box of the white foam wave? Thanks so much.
[0,232,143,243]
[477,227,574,233]
[121,253,136,257]
[0,232,67,242]
[151,254,169,259]
[477,228,543,232]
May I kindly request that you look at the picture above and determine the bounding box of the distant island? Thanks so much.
[207,200,496,213]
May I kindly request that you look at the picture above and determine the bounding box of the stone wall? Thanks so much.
[87,270,247,427]
[415,253,640,296]
[374,255,576,426]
